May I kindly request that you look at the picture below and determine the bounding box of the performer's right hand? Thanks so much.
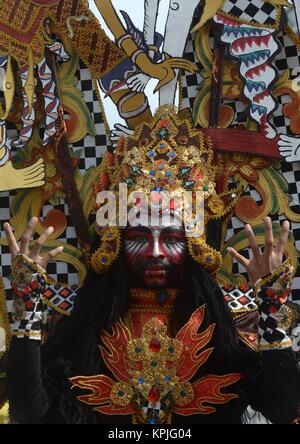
[4,216,63,270]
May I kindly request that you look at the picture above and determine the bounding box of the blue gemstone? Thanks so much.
[165,375,172,382]
[138,377,144,384]
[169,152,175,157]
[165,171,171,177]
[101,257,108,263]
[159,291,168,302]
[148,150,155,157]
[148,419,157,425]
[150,170,156,176]
[156,187,162,192]
[160,144,166,149]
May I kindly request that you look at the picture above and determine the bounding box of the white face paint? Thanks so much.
[124,212,187,289]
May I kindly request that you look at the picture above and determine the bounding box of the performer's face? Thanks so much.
[124,215,187,289]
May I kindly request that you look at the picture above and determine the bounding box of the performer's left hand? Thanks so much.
[228,217,290,286]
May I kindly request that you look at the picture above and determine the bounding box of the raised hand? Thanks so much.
[4,217,63,270]
[228,217,290,286]
[278,134,300,163]
[127,73,150,93]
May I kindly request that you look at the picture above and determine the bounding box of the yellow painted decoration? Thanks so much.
[4,188,45,242]
[0,159,45,192]
[24,48,35,116]
[192,0,224,32]
[0,274,10,359]
[54,29,97,144]
[0,403,9,424]
[268,0,291,5]
[0,54,15,120]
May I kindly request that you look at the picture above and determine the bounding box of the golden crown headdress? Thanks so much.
[91,106,240,275]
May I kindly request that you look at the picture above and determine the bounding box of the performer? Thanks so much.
[5,109,299,424]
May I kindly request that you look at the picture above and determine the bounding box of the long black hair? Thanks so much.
[43,253,257,377]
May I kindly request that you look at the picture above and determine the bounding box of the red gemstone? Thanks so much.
[148,386,160,402]
[149,338,161,353]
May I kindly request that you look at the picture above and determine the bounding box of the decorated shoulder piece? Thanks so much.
[221,283,259,350]
[11,254,47,340]
[10,254,78,340]
[255,258,295,351]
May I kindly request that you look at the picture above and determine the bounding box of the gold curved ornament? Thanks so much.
[0,54,15,120]
[0,403,9,424]
[24,48,35,116]
[192,0,224,32]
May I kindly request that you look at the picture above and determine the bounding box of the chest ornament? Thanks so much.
[71,305,241,424]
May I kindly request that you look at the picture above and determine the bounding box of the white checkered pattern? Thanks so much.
[180,33,204,112]
[221,285,257,311]
[221,0,278,26]
[72,61,110,173]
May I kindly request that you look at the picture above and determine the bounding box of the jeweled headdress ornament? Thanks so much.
[91,106,240,274]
